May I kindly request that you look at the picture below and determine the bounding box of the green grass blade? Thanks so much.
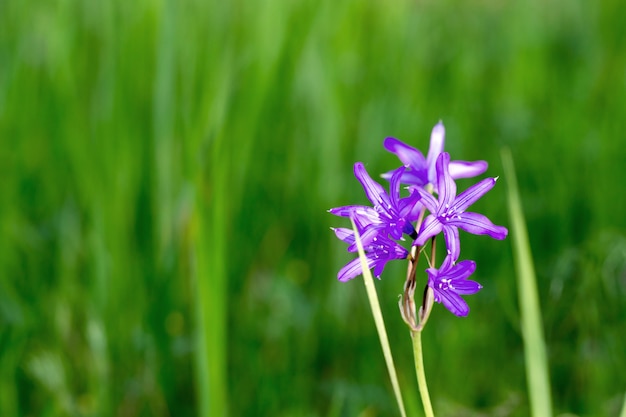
[351,219,407,417]
[501,147,553,417]
[619,391,626,417]
[189,137,229,417]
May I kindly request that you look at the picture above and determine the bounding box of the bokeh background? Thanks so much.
[1,0,625,416]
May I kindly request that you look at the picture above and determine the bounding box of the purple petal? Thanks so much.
[453,177,497,212]
[389,166,406,208]
[338,257,370,282]
[426,122,445,183]
[339,238,407,281]
[397,190,422,222]
[437,253,455,271]
[332,227,354,244]
[332,225,379,252]
[437,291,471,317]
[383,137,427,171]
[445,259,477,282]
[354,162,392,209]
[412,185,439,214]
[390,240,410,259]
[342,225,379,252]
[407,200,424,222]
[381,170,428,187]
[405,170,429,186]
[450,277,482,295]
[449,212,508,240]
[372,259,387,278]
[435,153,456,209]
[449,160,488,179]
[426,256,481,316]
[358,225,384,248]
[414,215,443,246]
[442,225,460,261]
[328,205,378,221]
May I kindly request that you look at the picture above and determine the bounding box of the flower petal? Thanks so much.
[414,215,443,246]
[442,225,460,261]
[426,256,481,316]
[412,185,439,214]
[338,257,370,282]
[450,277,482,295]
[453,177,497,212]
[444,259,477,281]
[407,202,424,224]
[381,170,428,187]
[358,224,383,248]
[354,162,392,209]
[449,160,488,179]
[383,137,428,171]
[328,205,378,221]
[389,166,406,208]
[435,152,456,210]
[332,227,354,244]
[426,121,445,183]
[398,192,422,227]
[372,259,387,278]
[437,290,471,317]
[449,212,508,240]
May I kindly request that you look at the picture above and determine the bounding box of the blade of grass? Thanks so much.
[619,391,626,417]
[350,219,407,417]
[190,135,228,417]
[501,147,553,417]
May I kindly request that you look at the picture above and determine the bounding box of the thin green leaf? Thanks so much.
[351,219,407,417]
[501,148,553,417]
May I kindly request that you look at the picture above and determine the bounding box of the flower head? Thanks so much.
[332,227,408,282]
[414,152,508,261]
[329,162,420,243]
[383,121,488,191]
[427,255,481,317]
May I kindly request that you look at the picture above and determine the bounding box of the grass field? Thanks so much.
[1,0,626,416]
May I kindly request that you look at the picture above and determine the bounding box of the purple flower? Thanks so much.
[383,121,488,190]
[427,255,481,317]
[332,227,409,282]
[414,152,508,261]
[329,162,420,243]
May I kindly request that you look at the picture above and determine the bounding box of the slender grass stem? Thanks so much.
[619,391,626,417]
[501,147,552,417]
[351,219,407,417]
[411,330,434,417]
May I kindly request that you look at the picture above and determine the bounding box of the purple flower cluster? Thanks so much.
[329,122,508,316]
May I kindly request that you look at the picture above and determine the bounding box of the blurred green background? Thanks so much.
[1,0,625,416]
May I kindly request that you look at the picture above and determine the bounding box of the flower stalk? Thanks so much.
[351,219,407,417]
[411,329,434,417]
[404,238,435,417]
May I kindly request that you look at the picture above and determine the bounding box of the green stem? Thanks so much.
[351,219,407,417]
[411,330,434,417]
[501,148,552,417]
